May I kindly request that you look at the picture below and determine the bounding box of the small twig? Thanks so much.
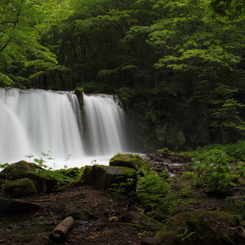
[22,199,51,202]
[42,236,51,244]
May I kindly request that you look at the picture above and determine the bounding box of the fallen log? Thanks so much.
[49,216,74,244]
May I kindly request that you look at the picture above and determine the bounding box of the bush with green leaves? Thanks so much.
[136,173,176,214]
[225,140,245,161]
[108,175,136,198]
[192,149,239,193]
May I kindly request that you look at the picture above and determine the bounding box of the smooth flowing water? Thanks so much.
[0,88,131,168]
[83,93,128,155]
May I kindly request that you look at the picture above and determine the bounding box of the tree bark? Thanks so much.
[49,216,74,243]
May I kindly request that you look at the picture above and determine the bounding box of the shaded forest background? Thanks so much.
[1,0,245,151]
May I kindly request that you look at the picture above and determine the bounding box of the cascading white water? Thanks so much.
[0,88,84,164]
[83,93,128,156]
[0,88,132,168]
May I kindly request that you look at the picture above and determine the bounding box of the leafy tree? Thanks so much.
[0,0,57,88]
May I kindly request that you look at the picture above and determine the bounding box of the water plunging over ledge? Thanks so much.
[0,88,133,169]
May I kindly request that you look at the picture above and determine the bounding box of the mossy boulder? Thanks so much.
[3,178,38,197]
[109,153,151,175]
[81,165,137,193]
[154,211,239,245]
[0,161,58,194]
[0,161,42,180]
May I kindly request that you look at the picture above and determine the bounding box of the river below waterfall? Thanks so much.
[0,88,136,169]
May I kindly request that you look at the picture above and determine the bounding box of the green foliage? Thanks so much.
[160,170,169,179]
[0,73,15,87]
[225,141,245,161]
[25,152,78,183]
[192,149,239,192]
[115,87,136,103]
[26,152,54,170]
[189,141,245,162]
[136,173,176,214]
[225,195,245,219]
[209,0,245,20]
[108,175,136,198]
[181,171,197,181]
[36,169,75,183]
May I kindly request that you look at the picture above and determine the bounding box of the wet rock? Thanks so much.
[81,165,137,193]
[141,236,161,245]
[0,161,42,180]
[3,178,38,197]
[0,198,40,214]
[154,210,239,245]
[0,161,57,194]
[109,153,151,174]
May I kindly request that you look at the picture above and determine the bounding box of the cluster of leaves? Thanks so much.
[192,149,239,193]
[26,152,81,183]
[136,173,177,215]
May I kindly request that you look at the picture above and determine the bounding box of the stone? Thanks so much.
[109,153,151,174]
[0,198,40,214]
[0,161,57,194]
[0,161,42,180]
[141,236,161,245]
[3,178,38,197]
[154,211,239,245]
[81,165,137,193]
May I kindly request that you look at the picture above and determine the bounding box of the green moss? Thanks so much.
[109,153,151,175]
[0,161,42,180]
[3,178,38,197]
[154,211,238,245]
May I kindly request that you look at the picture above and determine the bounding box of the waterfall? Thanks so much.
[83,93,128,155]
[0,88,83,164]
[0,88,131,167]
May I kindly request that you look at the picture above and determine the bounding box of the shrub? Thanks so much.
[192,149,239,193]
[136,174,176,214]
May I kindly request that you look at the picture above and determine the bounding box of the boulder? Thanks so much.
[0,161,57,194]
[0,198,40,214]
[3,178,38,197]
[109,153,151,175]
[154,210,239,245]
[0,161,42,180]
[81,165,137,193]
[141,237,161,245]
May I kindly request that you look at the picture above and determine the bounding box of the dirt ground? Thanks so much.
[0,185,154,245]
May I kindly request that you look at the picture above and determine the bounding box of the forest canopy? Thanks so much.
[1,0,245,149]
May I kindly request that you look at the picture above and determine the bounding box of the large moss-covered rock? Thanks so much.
[109,153,151,175]
[0,161,42,180]
[154,211,239,245]
[81,165,137,193]
[0,161,57,194]
[3,178,38,197]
